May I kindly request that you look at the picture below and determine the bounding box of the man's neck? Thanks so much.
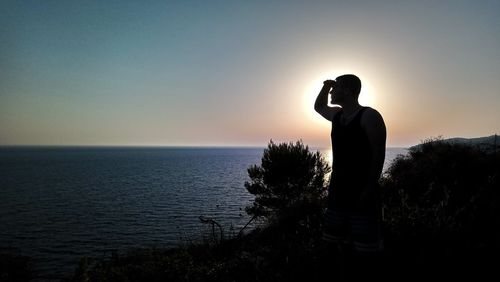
[341,102,362,116]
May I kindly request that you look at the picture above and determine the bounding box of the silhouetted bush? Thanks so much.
[244,140,330,231]
[381,139,499,280]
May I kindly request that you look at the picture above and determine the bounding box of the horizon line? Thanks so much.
[0,144,410,149]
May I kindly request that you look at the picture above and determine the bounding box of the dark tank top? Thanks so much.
[329,107,372,206]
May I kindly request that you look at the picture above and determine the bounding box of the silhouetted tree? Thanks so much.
[245,140,331,229]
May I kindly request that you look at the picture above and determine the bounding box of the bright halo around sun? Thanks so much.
[358,80,376,107]
[303,74,376,124]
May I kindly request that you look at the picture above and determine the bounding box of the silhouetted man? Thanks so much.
[314,74,386,280]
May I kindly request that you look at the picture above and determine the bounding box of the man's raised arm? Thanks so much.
[314,80,340,122]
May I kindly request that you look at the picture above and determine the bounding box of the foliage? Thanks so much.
[71,228,328,282]
[381,138,500,276]
[244,140,330,228]
[72,246,219,282]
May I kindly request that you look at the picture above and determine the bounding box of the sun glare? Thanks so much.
[358,80,376,106]
[303,74,376,124]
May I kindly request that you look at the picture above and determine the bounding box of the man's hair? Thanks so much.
[336,74,362,97]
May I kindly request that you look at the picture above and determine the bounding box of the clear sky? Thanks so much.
[1,0,499,147]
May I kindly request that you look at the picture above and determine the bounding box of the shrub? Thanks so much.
[381,139,500,252]
[244,140,331,230]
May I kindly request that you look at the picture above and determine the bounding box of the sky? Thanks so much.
[1,0,499,148]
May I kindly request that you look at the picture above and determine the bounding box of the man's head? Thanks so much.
[330,74,362,105]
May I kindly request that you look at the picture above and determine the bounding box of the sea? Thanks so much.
[0,146,407,279]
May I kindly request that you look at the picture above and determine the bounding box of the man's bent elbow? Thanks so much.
[314,104,322,114]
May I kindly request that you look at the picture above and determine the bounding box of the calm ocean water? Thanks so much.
[0,146,406,279]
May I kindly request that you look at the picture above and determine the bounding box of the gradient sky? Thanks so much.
[1,0,499,147]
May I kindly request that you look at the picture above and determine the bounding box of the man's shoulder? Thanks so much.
[361,107,382,118]
[360,107,385,126]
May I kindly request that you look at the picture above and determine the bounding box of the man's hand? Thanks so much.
[323,79,336,88]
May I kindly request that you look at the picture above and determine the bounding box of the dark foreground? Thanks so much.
[1,227,496,282]
[2,140,499,281]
